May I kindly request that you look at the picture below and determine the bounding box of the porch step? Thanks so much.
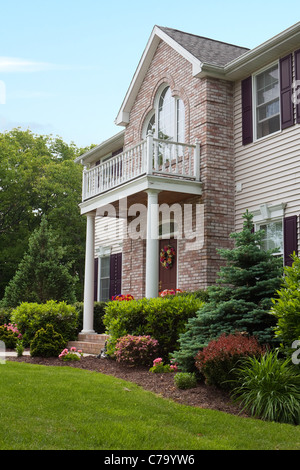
[67,333,110,355]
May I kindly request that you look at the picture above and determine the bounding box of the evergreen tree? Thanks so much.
[173,210,284,372]
[1,217,77,307]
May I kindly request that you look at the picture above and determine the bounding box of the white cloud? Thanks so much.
[0,57,66,73]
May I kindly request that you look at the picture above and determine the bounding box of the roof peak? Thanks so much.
[157,25,250,52]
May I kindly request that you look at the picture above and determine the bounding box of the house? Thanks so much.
[75,22,300,335]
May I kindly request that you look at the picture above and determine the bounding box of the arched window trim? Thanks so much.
[142,85,185,142]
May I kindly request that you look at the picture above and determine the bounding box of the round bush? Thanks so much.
[11,301,78,346]
[174,372,197,390]
[195,332,265,391]
[30,324,66,357]
[114,335,159,367]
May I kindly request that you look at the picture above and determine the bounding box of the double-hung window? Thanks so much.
[242,52,299,145]
[254,63,280,139]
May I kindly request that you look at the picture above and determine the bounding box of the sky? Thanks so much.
[0,0,298,149]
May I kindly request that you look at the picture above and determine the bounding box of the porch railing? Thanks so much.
[82,133,200,201]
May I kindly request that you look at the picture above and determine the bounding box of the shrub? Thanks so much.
[174,372,197,390]
[270,254,300,355]
[230,350,300,425]
[114,335,159,367]
[103,295,204,359]
[30,324,66,357]
[0,323,22,349]
[195,332,265,390]
[11,300,78,346]
[0,307,13,326]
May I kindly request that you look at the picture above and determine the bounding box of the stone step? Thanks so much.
[67,333,110,355]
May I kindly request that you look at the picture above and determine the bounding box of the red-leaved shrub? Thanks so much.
[195,332,265,390]
[114,335,159,367]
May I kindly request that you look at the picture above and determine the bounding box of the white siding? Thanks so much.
[234,79,300,244]
[94,216,124,256]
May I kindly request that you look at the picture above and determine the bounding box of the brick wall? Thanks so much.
[121,40,235,297]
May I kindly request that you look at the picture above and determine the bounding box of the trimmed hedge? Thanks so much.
[103,295,204,360]
[10,300,78,347]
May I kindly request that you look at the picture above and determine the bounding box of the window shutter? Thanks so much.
[241,76,253,145]
[109,253,122,298]
[295,49,300,124]
[280,54,294,129]
[284,215,298,266]
[94,257,98,301]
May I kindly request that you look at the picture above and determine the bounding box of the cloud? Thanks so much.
[0,57,67,73]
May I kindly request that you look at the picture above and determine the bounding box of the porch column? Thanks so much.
[82,211,96,334]
[145,189,160,298]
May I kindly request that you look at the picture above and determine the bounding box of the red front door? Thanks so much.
[159,239,177,292]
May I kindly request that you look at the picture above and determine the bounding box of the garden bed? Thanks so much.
[8,354,248,418]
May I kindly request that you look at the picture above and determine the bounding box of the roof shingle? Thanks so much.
[159,26,249,67]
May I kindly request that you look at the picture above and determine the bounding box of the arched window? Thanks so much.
[144,86,185,142]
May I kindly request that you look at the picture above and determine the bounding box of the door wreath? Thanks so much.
[160,244,176,269]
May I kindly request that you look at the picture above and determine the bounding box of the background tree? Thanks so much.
[0,128,91,300]
[173,210,284,372]
[1,217,77,307]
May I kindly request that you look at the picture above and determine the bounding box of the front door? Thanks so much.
[159,239,177,292]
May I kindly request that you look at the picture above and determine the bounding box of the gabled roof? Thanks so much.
[115,25,248,126]
[159,27,249,67]
[115,22,300,126]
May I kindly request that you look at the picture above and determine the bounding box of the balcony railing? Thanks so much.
[82,133,200,201]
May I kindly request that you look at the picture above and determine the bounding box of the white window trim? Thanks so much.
[252,60,281,142]
[142,84,185,142]
[253,203,286,257]
[96,246,111,302]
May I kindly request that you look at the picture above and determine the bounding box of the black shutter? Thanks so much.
[284,216,298,266]
[94,258,98,301]
[280,54,294,129]
[295,49,300,124]
[109,253,122,299]
[241,76,253,145]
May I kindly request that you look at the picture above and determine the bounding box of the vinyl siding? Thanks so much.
[94,216,124,256]
[234,79,300,251]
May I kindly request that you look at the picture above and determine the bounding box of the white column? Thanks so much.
[82,211,96,334]
[145,189,160,298]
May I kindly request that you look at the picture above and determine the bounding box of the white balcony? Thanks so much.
[82,133,201,201]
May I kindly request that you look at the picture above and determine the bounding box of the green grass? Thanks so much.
[1,362,300,450]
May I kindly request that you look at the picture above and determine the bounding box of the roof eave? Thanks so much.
[224,21,300,80]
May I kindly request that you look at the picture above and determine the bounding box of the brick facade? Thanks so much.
[118,40,235,297]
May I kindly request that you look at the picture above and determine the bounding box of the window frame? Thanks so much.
[256,218,284,257]
[143,85,185,142]
[252,60,281,141]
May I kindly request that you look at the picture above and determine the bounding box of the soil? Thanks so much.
[8,353,249,418]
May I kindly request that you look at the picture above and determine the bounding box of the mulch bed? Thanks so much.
[8,353,249,418]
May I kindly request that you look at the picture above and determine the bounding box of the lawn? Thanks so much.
[1,361,300,450]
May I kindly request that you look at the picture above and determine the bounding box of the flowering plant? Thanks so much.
[114,335,159,366]
[160,245,176,269]
[3,323,22,339]
[112,294,134,301]
[159,289,182,297]
[59,346,83,361]
[149,357,178,373]
[0,322,22,349]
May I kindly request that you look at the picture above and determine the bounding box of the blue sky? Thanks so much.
[0,0,298,149]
